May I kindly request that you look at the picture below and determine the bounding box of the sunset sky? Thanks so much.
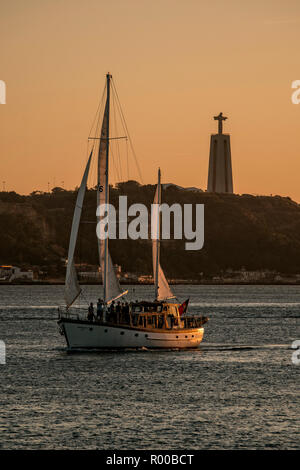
[1,0,300,200]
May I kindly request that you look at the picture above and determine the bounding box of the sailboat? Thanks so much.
[58,73,208,350]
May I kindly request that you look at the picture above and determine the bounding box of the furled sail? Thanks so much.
[65,151,92,307]
[97,77,127,304]
[152,169,175,301]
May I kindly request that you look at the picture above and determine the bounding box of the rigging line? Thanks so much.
[80,288,92,309]
[126,137,129,181]
[86,126,100,188]
[90,135,99,190]
[112,87,123,182]
[110,144,120,184]
[112,78,141,183]
[92,109,103,157]
[89,142,99,190]
[111,92,118,181]
[86,135,96,190]
[91,81,107,153]
[111,78,144,184]
[110,91,118,183]
[88,82,106,139]
[85,81,107,190]
[88,144,96,190]
[90,83,108,189]
[113,143,121,182]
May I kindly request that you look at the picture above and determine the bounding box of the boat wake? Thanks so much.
[202,343,290,351]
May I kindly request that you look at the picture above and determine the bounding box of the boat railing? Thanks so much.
[58,306,208,330]
[182,315,209,328]
[58,306,88,321]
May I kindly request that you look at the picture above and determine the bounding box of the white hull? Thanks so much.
[59,320,204,350]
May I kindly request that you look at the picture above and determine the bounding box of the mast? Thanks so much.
[97,73,128,304]
[152,168,174,301]
[154,168,161,300]
[103,73,111,303]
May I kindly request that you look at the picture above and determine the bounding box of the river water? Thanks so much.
[0,284,299,449]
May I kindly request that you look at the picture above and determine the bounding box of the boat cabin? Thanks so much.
[131,301,183,329]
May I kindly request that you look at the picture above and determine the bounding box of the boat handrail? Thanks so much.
[58,307,208,329]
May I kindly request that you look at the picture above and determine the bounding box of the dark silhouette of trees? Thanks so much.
[1,184,300,277]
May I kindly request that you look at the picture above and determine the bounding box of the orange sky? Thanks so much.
[1,0,300,199]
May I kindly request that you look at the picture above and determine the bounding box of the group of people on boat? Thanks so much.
[86,298,208,329]
[87,299,165,322]
[87,299,131,324]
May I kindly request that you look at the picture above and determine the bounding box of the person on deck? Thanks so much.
[124,302,130,324]
[109,301,115,322]
[87,303,94,322]
[96,298,103,321]
[116,301,121,323]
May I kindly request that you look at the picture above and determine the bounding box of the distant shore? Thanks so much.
[1,280,300,286]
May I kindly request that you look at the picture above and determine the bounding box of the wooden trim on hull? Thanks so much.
[58,318,203,334]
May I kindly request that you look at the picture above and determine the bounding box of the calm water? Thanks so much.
[0,284,299,449]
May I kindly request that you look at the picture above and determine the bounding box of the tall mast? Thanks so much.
[103,73,111,303]
[154,168,161,300]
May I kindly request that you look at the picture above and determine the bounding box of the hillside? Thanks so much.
[1,182,300,279]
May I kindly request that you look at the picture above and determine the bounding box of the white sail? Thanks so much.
[65,151,92,307]
[152,170,175,301]
[97,77,126,303]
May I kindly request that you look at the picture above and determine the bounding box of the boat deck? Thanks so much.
[58,309,208,332]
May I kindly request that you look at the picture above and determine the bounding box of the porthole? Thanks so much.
[104,329,108,333]
[89,328,93,331]
[185,336,188,338]
[135,333,139,337]
[192,335,194,338]
[176,336,179,339]
[145,334,148,338]
[120,331,124,335]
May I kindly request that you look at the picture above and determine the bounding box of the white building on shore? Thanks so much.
[0,265,34,281]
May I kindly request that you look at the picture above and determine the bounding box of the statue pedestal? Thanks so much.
[207,134,233,193]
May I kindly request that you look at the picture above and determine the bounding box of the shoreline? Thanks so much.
[1,280,300,286]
